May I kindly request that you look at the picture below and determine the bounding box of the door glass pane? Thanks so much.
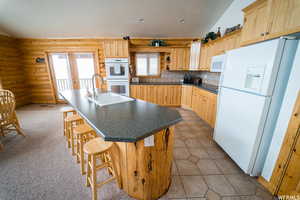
[74,53,95,89]
[50,53,72,99]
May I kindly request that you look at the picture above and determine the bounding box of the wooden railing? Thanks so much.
[56,78,93,92]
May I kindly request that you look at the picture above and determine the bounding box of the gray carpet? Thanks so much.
[0,104,131,200]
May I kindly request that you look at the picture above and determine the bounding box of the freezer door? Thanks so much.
[214,87,271,175]
[221,39,284,96]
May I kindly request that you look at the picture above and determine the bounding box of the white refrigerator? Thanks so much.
[213,38,299,176]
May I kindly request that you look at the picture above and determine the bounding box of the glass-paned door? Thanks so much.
[73,53,95,90]
[49,52,96,101]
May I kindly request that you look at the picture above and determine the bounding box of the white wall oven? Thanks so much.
[105,58,130,96]
[105,58,129,79]
[107,80,130,96]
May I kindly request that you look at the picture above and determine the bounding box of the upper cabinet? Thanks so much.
[266,0,300,39]
[103,40,129,58]
[199,30,241,71]
[170,47,190,70]
[240,0,269,46]
[241,0,300,46]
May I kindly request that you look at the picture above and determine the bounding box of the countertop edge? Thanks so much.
[61,92,182,143]
[130,82,218,94]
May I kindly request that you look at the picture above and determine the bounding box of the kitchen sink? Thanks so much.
[87,92,134,107]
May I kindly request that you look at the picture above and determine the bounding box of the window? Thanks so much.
[135,53,160,76]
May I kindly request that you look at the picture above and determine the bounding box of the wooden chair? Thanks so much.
[73,123,97,175]
[84,138,119,200]
[0,90,25,148]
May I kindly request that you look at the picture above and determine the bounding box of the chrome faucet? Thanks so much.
[91,73,103,98]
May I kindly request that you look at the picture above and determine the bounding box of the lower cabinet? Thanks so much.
[191,87,217,128]
[130,85,181,106]
[181,85,193,108]
[130,84,217,127]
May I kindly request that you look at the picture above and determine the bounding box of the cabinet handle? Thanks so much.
[261,33,265,36]
[265,32,269,35]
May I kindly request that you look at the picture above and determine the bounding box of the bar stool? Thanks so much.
[60,107,76,139]
[84,138,118,200]
[73,123,97,175]
[65,114,83,155]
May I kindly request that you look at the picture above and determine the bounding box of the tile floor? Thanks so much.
[0,105,277,200]
[165,108,277,200]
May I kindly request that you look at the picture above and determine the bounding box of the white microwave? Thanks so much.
[211,54,226,72]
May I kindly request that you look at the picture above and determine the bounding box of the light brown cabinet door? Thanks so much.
[199,44,208,70]
[103,40,129,58]
[130,85,181,106]
[170,48,190,70]
[266,0,300,39]
[240,0,269,46]
[181,85,193,108]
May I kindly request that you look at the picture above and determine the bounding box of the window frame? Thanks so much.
[135,53,160,77]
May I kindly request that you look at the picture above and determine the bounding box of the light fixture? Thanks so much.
[179,19,185,24]
[137,18,145,23]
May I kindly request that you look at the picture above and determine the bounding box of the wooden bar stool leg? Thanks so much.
[76,134,81,163]
[91,154,97,200]
[86,154,91,187]
[66,122,71,148]
[79,137,86,175]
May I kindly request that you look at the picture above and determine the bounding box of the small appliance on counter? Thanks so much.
[131,77,139,83]
[183,73,194,84]
[193,77,202,86]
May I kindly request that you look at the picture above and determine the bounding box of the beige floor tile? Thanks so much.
[197,159,222,175]
[172,162,179,175]
[255,188,274,200]
[222,197,241,200]
[226,174,256,195]
[188,155,200,163]
[199,137,218,148]
[214,159,242,174]
[204,175,236,196]
[174,138,187,148]
[206,189,221,200]
[166,176,186,199]
[176,160,201,175]
[206,147,227,159]
[181,176,208,198]
[174,147,191,160]
[185,138,203,148]
[188,147,210,159]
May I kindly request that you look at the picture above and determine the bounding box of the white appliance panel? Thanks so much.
[221,39,282,96]
[107,80,129,96]
[211,54,226,72]
[214,87,270,173]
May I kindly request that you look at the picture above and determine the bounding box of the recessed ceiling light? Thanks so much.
[137,18,145,23]
[179,19,185,24]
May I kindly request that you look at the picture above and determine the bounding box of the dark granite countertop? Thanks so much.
[60,89,182,142]
[130,82,218,94]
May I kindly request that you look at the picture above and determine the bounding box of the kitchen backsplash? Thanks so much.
[136,71,220,86]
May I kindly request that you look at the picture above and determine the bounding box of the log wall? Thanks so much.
[0,35,29,106]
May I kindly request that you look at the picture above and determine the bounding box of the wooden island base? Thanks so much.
[112,127,175,200]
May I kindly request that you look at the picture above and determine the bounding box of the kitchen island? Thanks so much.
[60,89,182,200]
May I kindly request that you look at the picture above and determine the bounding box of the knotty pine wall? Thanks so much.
[0,35,29,106]
[17,39,106,103]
